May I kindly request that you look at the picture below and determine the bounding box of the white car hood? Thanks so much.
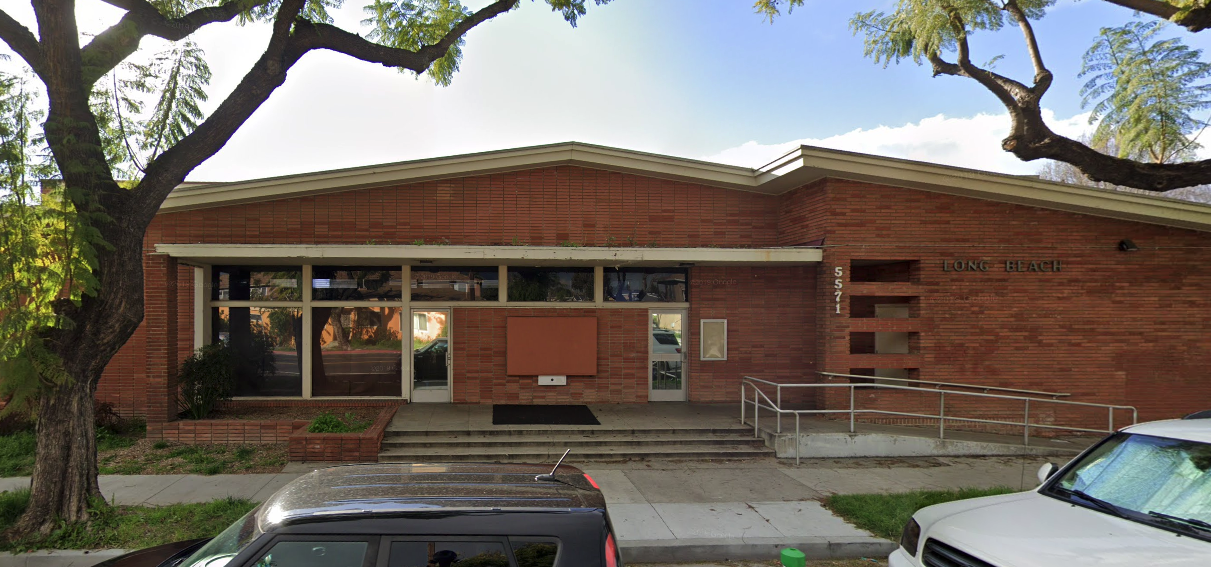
[918,492,1210,567]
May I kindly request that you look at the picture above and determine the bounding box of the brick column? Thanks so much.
[144,253,179,423]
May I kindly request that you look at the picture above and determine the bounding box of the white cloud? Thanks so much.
[701,110,1094,176]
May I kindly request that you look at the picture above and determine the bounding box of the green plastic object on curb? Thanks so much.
[781,547,806,567]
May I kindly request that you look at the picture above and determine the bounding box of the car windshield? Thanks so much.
[178,507,263,567]
[1049,432,1211,539]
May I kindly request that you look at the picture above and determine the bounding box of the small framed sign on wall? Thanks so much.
[700,319,727,361]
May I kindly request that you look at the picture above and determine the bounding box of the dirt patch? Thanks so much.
[208,406,385,423]
[99,438,288,475]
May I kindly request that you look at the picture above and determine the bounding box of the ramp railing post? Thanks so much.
[849,385,855,433]
[939,391,945,439]
[776,384,782,434]
[1023,399,1031,446]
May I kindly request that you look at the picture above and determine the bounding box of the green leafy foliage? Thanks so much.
[177,343,236,420]
[363,0,477,86]
[0,431,36,477]
[1080,20,1211,163]
[308,412,372,433]
[847,0,1056,67]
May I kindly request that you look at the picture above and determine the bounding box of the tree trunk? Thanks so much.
[16,375,102,535]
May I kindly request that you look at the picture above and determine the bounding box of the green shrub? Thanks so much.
[308,412,371,433]
[178,344,235,420]
[0,431,36,477]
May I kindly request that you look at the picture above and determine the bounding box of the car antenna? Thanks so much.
[535,449,571,481]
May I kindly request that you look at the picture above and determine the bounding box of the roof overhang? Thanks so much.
[155,244,822,267]
[162,141,1211,233]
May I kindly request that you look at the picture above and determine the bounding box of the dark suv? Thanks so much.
[96,463,623,567]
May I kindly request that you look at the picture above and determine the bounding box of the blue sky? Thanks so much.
[5,0,1211,181]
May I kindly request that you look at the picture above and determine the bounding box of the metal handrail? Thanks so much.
[818,372,1072,399]
[740,376,1137,466]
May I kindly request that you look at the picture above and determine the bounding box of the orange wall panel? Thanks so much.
[506,317,598,375]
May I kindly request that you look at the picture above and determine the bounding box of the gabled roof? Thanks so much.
[163,141,1211,232]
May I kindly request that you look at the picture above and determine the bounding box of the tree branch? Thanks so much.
[130,0,517,223]
[1003,0,1051,93]
[293,0,518,70]
[1101,0,1211,32]
[80,0,274,86]
[0,9,45,75]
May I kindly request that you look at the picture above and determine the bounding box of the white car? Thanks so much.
[889,415,1211,567]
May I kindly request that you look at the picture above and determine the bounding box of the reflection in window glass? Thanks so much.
[311,307,402,397]
[312,267,402,301]
[411,267,499,301]
[605,268,687,302]
[388,541,509,567]
[512,541,559,567]
[507,268,593,302]
[213,307,302,397]
[253,541,368,567]
[212,266,301,301]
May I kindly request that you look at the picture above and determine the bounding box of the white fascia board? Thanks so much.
[154,244,822,266]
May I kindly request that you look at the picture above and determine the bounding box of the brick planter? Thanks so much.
[288,406,399,463]
[149,419,309,444]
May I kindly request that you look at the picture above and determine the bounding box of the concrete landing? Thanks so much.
[751,415,1098,459]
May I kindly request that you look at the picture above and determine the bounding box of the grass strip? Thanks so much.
[824,487,1016,541]
[0,490,256,552]
[0,433,36,478]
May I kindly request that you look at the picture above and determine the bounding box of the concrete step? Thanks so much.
[381,434,768,450]
[377,445,774,462]
[383,426,754,438]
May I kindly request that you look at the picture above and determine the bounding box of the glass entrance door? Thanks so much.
[649,310,687,402]
[410,309,450,403]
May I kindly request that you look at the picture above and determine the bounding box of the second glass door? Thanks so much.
[649,310,687,401]
[411,309,450,403]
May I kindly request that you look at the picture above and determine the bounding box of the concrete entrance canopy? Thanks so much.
[154,244,822,267]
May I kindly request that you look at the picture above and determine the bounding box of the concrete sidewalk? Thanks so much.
[0,455,1054,564]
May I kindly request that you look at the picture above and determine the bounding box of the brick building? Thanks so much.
[97,142,1211,427]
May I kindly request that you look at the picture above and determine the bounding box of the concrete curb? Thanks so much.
[0,550,127,567]
[619,537,897,563]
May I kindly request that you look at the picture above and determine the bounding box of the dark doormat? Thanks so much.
[492,404,600,426]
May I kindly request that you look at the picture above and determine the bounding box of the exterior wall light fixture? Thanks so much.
[1118,239,1139,252]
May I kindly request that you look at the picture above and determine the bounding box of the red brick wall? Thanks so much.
[804,179,1211,424]
[452,308,649,404]
[95,162,1211,429]
[149,419,308,444]
[146,166,781,248]
[689,266,817,403]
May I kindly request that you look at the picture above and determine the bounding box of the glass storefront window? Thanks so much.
[212,266,301,301]
[312,267,402,301]
[410,267,499,301]
[212,307,303,396]
[311,307,402,397]
[605,268,688,302]
[507,267,594,302]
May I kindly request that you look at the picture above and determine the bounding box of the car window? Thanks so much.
[510,540,558,567]
[1050,432,1211,533]
[253,541,370,567]
[387,540,510,567]
[179,507,263,567]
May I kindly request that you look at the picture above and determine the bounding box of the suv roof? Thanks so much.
[258,463,605,529]
[1120,418,1211,444]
